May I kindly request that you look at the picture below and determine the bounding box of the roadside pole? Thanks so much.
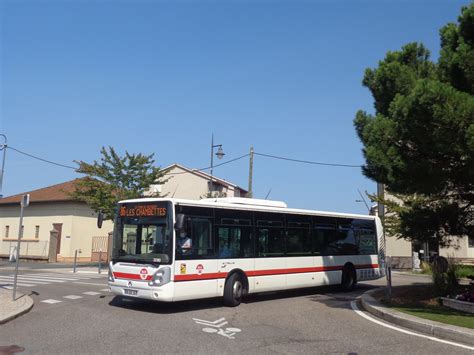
[73,249,78,273]
[98,249,102,274]
[12,194,29,301]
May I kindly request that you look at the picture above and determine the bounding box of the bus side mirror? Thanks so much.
[175,214,186,231]
[97,210,104,229]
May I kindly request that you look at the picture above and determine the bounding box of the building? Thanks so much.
[372,202,474,268]
[0,179,113,262]
[0,164,247,262]
[154,163,247,199]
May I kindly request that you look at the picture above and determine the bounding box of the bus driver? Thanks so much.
[177,229,192,256]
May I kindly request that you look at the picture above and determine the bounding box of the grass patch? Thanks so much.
[456,265,474,279]
[394,305,474,329]
[375,285,474,329]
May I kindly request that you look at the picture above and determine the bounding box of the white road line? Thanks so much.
[69,271,104,274]
[8,277,65,283]
[72,281,107,286]
[63,295,83,300]
[350,301,474,351]
[100,288,110,292]
[83,291,101,296]
[0,276,50,284]
[21,276,80,281]
[0,280,36,287]
[41,299,62,304]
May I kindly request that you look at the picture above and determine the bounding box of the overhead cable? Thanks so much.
[7,146,76,170]
[164,153,250,175]
[254,152,363,168]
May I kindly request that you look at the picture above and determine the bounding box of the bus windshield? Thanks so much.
[112,202,173,265]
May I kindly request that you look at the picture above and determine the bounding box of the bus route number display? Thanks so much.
[119,204,167,217]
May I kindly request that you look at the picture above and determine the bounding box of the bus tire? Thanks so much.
[223,273,244,307]
[340,264,356,291]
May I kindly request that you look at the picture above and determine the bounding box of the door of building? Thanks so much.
[53,223,63,254]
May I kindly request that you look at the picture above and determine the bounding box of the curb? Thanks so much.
[0,294,34,325]
[360,288,474,346]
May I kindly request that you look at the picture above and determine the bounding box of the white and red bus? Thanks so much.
[108,197,384,306]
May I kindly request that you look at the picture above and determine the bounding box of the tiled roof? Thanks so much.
[0,179,83,205]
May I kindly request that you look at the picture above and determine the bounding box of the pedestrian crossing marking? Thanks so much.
[0,272,107,288]
[63,295,83,300]
[41,299,62,304]
[83,291,101,296]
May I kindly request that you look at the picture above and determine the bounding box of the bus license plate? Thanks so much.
[124,289,138,296]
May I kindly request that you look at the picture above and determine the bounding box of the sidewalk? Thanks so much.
[360,288,474,346]
[0,289,34,325]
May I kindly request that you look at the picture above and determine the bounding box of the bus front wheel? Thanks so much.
[223,273,244,307]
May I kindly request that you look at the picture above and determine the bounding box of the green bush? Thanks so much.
[431,257,458,296]
[420,261,432,275]
[455,265,474,279]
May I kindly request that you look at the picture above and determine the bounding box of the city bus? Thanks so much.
[107,197,384,306]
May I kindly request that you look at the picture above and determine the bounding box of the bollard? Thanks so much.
[73,250,78,273]
[386,263,392,301]
[98,249,102,274]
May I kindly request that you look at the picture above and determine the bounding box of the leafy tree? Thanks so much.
[355,4,474,245]
[72,146,167,220]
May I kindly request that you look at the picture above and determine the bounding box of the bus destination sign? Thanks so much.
[119,204,167,218]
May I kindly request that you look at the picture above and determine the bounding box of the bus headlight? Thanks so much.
[148,267,171,287]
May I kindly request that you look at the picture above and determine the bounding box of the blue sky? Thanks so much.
[0,0,469,214]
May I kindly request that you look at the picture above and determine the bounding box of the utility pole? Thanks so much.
[12,194,29,300]
[247,146,254,198]
[0,134,7,198]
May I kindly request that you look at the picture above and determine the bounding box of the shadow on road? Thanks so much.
[108,283,383,314]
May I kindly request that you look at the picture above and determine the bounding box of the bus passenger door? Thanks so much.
[173,217,219,301]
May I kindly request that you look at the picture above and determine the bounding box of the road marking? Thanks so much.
[41,299,62,304]
[0,276,51,285]
[350,301,474,351]
[100,288,110,292]
[193,317,241,339]
[63,295,83,300]
[83,291,101,296]
[0,280,36,287]
[69,271,104,274]
[0,276,62,284]
[72,281,107,286]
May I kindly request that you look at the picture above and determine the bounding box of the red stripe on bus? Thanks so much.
[174,272,227,282]
[173,264,379,282]
[355,264,379,269]
[113,272,153,281]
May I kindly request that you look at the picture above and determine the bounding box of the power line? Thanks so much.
[254,152,363,168]
[164,153,250,175]
[7,146,76,170]
[6,144,362,176]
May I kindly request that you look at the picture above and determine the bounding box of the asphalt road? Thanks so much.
[0,269,470,354]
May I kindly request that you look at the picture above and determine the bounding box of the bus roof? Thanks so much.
[118,197,376,220]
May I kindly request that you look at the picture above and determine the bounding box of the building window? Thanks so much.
[35,226,40,239]
[469,235,474,248]
[5,225,9,238]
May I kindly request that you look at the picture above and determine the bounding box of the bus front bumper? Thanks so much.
[109,280,174,302]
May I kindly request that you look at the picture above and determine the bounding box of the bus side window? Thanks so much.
[176,217,214,259]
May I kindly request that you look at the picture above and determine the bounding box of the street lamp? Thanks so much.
[210,134,225,196]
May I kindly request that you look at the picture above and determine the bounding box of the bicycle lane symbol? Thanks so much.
[192,317,242,339]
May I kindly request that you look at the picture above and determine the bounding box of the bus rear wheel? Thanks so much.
[341,264,356,291]
[224,273,244,307]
